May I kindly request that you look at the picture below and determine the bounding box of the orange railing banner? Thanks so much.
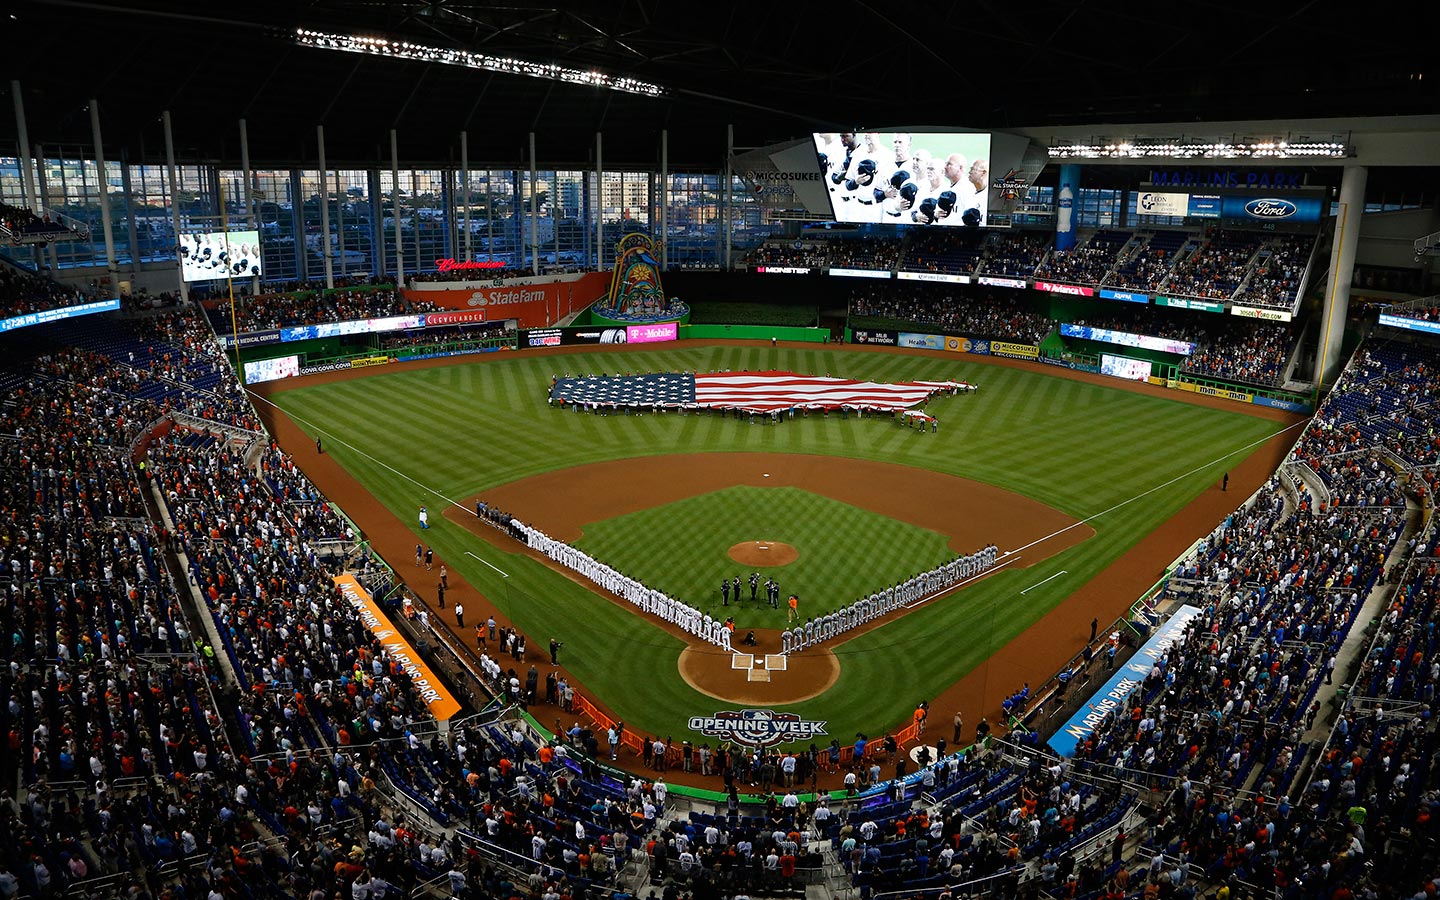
[334,574,462,721]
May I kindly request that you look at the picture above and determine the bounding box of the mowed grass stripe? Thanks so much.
[271,344,1289,741]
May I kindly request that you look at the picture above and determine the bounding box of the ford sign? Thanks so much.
[1243,198,1298,219]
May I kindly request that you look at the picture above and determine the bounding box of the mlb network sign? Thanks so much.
[689,709,828,749]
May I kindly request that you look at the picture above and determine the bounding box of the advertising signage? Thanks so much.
[525,327,630,347]
[1154,296,1226,314]
[1231,305,1294,323]
[627,322,679,343]
[1099,288,1149,304]
[897,271,970,284]
[1222,195,1324,224]
[756,265,810,275]
[897,332,944,350]
[1188,194,1222,218]
[1134,191,1222,219]
[828,267,892,279]
[1061,323,1196,356]
[1049,604,1203,756]
[1034,281,1095,297]
[977,276,1027,289]
[851,329,898,346]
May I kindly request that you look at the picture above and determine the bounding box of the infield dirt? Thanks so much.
[253,342,1304,790]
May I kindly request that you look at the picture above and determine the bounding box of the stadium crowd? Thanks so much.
[4,265,1440,900]
[897,230,986,276]
[0,263,87,319]
[1164,231,1265,300]
[203,287,439,333]
[977,232,1050,277]
[0,201,83,242]
[1034,230,1132,286]
[1061,306,1296,387]
[848,284,1052,344]
[0,307,571,900]
[747,241,828,269]
[1232,235,1312,309]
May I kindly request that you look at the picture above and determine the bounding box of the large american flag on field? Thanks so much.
[551,371,968,413]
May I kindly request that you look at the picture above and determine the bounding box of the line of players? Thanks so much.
[816,132,989,226]
[721,572,781,608]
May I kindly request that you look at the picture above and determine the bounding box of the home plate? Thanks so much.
[731,654,754,670]
[747,667,772,682]
[765,655,787,671]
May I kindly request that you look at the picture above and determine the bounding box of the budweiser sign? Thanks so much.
[435,258,506,273]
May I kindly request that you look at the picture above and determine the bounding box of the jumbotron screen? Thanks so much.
[180,230,263,282]
[813,131,991,227]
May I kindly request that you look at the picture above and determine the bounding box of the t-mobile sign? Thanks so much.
[627,322,679,343]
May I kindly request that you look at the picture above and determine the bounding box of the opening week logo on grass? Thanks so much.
[688,709,828,749]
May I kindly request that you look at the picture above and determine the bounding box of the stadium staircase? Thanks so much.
[1099,232,1151,285]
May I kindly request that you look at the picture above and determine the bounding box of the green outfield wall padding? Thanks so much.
[680,324,829,342]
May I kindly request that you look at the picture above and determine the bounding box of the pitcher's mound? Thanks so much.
[728,541,799,566]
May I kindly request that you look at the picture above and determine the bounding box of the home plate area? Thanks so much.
[731,652,788,682]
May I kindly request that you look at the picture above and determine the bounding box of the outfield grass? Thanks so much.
[268,343,1288,742]
[575,485,956,624]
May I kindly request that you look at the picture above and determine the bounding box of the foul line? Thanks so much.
[465,551,510,578]
[248,390,519,581]
[1020,570,1068,595]
[1004,417,1309,561]
[248,389,475,518]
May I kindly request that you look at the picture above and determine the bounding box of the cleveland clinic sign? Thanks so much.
[688,709,828,749]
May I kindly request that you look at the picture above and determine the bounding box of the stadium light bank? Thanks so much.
[1048,137,1350,160]
[294,28,669,98]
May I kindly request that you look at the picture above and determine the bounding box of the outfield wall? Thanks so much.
[844,328,1312,413]
[682,323,828,342]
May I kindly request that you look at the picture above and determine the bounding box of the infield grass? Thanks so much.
[267,343,1292,742]
[575,485,956,621]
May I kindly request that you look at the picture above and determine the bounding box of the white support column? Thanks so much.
[335,167,347,277]
[1314,165,1368,386]
[460,131,471,261]
[11,81,38,213]
[530,131,539,276]
[316,125,334,289]
[238,118,257,292]
[89,99,119,300]
[119,154,140,281]
[35,142,59,272]
[660,129,668,271]
[162,111,188,302]
[391,129,404,286]
[595,132,604,270]
[724,123,733,271]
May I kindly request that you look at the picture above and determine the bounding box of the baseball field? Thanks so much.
[256,342,1299,748]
